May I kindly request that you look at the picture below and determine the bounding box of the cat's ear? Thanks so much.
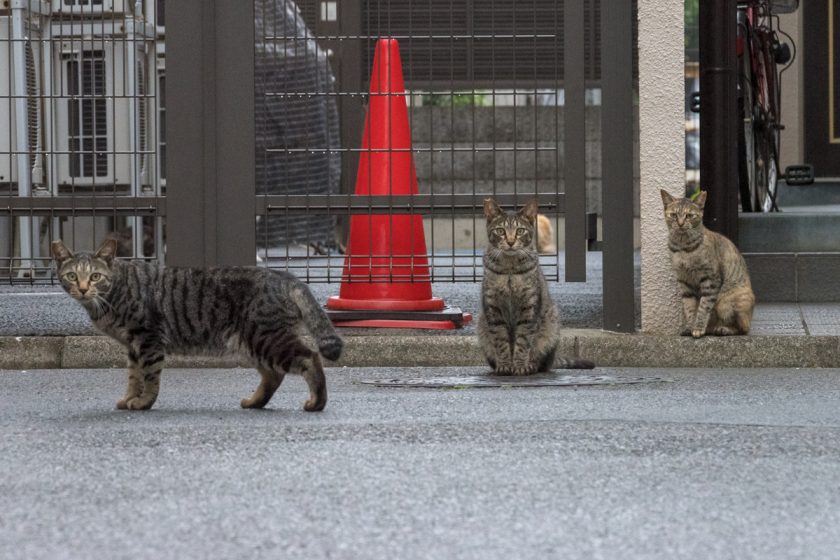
[694,190,707,209]
[51,240,73,264]
[484,198,503,223]
[95,238,119,264]
[519,198,539,223]
[660,189,675,207]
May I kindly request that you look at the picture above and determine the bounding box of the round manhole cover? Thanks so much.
[361,374,670,388]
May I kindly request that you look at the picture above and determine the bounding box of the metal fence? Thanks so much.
[1,0,637,331]
[1,0,165,279]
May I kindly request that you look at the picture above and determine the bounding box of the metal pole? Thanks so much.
[699,0,738,239]
[563,0,586,282]
[11,3,33,273]
[601,0,636,333]
[167,0,255,267]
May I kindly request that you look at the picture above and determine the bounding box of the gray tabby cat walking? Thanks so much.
[661,190,755,337]
[478,198,594,375]
[52,238,343,411]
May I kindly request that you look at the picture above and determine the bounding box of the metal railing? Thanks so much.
[1,0,637,332]
[0,0,165,279]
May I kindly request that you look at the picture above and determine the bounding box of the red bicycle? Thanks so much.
[737,0,812,212]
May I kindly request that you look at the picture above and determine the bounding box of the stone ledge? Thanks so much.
[0,336,64,369]
[1,333,839,370]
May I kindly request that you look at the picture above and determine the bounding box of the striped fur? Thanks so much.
[661,190,755,337]
[51,238,342,411]
[478,198,595,375]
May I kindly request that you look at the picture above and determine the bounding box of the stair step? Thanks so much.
[776,180,840,208]
[738,213,840,253]
[745,252,840,302]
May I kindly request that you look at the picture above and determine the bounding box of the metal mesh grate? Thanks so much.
[255,0,341,251]
[256,0,639,284]
[1,0,638,315]
[0,1,164,283]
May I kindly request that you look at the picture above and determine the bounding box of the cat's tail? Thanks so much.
[292,283,344,362]
[556,357,595,369]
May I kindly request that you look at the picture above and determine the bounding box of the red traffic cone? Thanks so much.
[326,39,470,329]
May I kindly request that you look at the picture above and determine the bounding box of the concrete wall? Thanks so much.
[777,8,803,170]
[638,0,684,334]
[409,105,641,218]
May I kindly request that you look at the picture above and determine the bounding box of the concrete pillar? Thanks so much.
[778,9,803,170]
[638,0,684,333]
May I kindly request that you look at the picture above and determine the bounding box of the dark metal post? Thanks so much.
[699,0,738,239]
[601,0,636,333]
[166,0,256,267]
[336,0,364,245]
[564,0,586,282]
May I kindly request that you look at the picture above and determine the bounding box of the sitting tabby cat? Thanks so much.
[478,198,594,375]
[52,238,343,411]
[661,189,755,337]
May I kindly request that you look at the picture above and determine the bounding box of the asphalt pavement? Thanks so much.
[1,366,839,559]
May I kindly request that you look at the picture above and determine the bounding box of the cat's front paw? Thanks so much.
[493,365,513,375]
[123,396,154,410]
[511,365,536,376]
[691,328,705,339]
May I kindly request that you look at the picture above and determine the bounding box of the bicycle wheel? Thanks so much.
[753,30,781,212]
[738,37,780,212]
[754,118,779,212]
[738,30,757,212]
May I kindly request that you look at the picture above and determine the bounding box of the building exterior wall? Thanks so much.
[778,8,804,170]
[638,0,684,334]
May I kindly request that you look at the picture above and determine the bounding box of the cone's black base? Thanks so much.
[325,306,472,329]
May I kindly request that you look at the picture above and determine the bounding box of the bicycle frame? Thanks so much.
[737,0,784,211]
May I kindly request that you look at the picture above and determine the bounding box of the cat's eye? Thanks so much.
[493,228,505,236]
[65,272,77,281]
[90,272,102,281]
[666,212,676,218]
[516,228,527,235]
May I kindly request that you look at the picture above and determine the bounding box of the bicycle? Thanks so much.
[736,0,812,212]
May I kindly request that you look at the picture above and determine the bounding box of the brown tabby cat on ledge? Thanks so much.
[661,189,755,337]
[52,238,343,411]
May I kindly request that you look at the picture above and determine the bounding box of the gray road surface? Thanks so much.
[1,366,839,560]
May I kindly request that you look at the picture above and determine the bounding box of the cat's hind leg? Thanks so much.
[710,288,754,335]
[241,366,285,409]
[251,334,327,411]
[282,345,327,411]
[296,352,327,412]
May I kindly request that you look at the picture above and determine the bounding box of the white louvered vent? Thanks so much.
[25,41,42,181]
[137,57,148,182]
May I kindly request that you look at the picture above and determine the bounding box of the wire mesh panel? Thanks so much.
[0,0,164,284]
[255,0,637,285]
[256,0,341,253]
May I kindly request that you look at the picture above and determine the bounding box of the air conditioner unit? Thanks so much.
[0,14,47,191]
[155,47,165,190]
[52,40,150,190]
[145,0,164,35]
[51,0,135,17]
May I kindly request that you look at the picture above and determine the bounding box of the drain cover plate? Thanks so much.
[361,374,670,388]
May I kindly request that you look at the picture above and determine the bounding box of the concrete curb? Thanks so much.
[2,332,839,369]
